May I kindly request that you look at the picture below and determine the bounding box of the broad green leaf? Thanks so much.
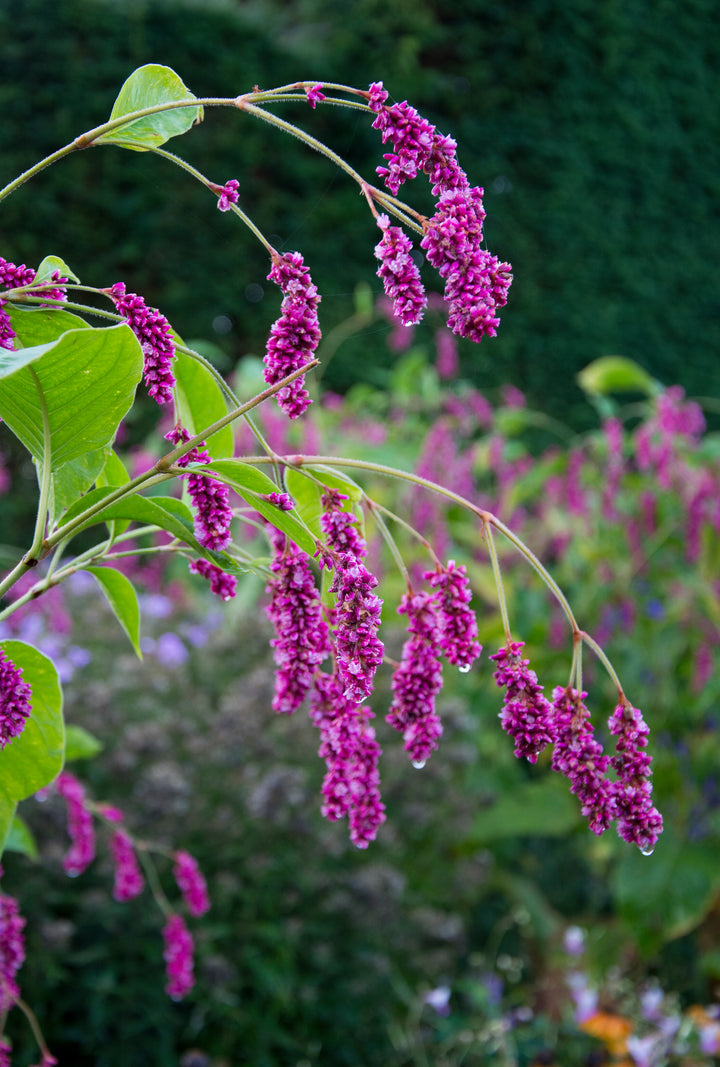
[198,459,318,556]
[86,566,142,658]
[64,724,103,762]
[35,255,80,285]
[0,641,64,854]
[4,815,38,860]
[0,323,142,469]
[96,64,203,151]
[96,449,132,536]
[577,356,657,397]
[8,305,90,348]
[174,349,234,459]
[49,448,108,528]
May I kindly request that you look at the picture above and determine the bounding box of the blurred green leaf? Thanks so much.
[64,724,104,762]
[4,815,38,860]
[86,566,142,658]
[577,356,657,397]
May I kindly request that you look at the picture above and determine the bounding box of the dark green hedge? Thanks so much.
[1,0,718,426]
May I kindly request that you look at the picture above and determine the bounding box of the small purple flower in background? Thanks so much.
[567,970,598,1024]
[490,642,557,763]
[266,539,331,713]
[0,886,26,1012]
[374,213,427,326]
[188,558,237,601]
[424,985,451,1016]
[609,700,664,854]
[173,850,210,918]
[0,648,32,750]
[329,553,384,704]
[108,282,176,405]
[387,591,444,766]
[551,687,615,835]
[154,632,190,669]
[305,83,325,108]
[563,925,586,958]
[162,913,195,1000]
[56,771,96,877]
[424,560,482,671]
[165,425,233,552]
[264,251,321,419]
[110,830,145,902]
[216,178,239,211]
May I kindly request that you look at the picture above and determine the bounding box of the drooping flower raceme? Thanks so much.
[0,256,66,350]
[266,539,331,713]
[374,213,427,326]
[172,850,210,918]
[165,425,233,552]
[609,700,664,854]
[108,282,176,405]
[386,591,444,766]
[320,489,367,559]
[162,913,195,1000]
[0,888,25,1012]
[490,642,557,763]
[425,560,482,670]
[188,558,237,601]
[55,771,96,877]
[264,251,321,419]
[0,648,32,750]
[109,830,145,902]
[310,670,386,848]
[329,553,384,704]
[551,687,616,835]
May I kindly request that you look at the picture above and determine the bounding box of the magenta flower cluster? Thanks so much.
[425,560,483,670]
[366,83,512,342]
[490,642,558,764]
[329,554,385,704]
[55,771,96,877]
[109,830,145,902]
[188,558,237,601]
[374,213,427,326]
[165,424,233,552]
[0,648,32,750]
[266,538,331,714]
[0,887,25,1013]
[173,850,211,918]
[163,914,195,1000]
[305,84,326,108]
[387,591,444,766]
[0,256,66,351]
[108,281,176,405]
[264,251,321,418]
[490,642,663,853]
[310,671,386,848]
[216,178,240,211]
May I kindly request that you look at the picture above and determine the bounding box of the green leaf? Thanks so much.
[284,466,363,540]
[577,356,658,397]
[49,448,108,528]
[198,459,318,556]
[35,255,80,285]
[0,323,143,469]
[4,815,38,860]
[174,348,234,459]
[96,449,132,536]
[86,566,142,658]
[0,641,64,854]
[96,64,203,151]
[64,724,103,762]
[466,776,580,844]
[8,305,90,348]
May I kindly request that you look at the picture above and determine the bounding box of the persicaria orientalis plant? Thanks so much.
[0,66,662,1059]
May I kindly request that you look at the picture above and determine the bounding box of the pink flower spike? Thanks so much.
[608,700,663,854]
[424,560,482,670]
[0,891,26,1012]
[551,687,615,835]
[490,642,557,763]
[56,771,96,877]
[264,251,321,419]
[110,830,145,902]
[162,913,195,1000]
[108,282,176,405]
[305,84,326,108]
[329,553,384,704]
[0,647,32,750]
[165,425,233,552]
[374,214,426,326]
[173,850,210,918]
[386,591,444,766]
[216,178,239,211]
[188,558,237,601]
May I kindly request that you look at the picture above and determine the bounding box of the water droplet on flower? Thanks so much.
[640,845,655,857]
[412,759,426,769]
[458,664,471,674]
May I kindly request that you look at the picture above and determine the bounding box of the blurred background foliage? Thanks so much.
[0,0,718,426]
